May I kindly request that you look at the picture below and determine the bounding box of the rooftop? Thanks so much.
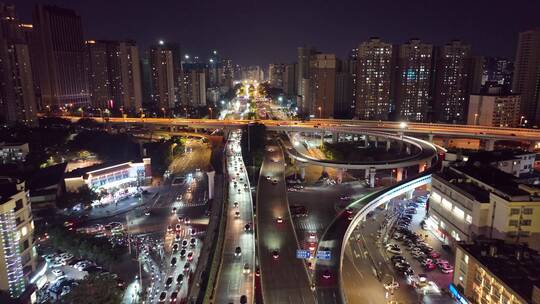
[466,150,535,165]
[29,162,67,190]
[436,169,490,202]
[453,164,532,198]
[65,159,143,179]
[459,239,540,303]
[0,177,21,204]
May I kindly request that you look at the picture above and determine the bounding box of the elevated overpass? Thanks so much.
[59,116,540,145]
[313,170,435,304]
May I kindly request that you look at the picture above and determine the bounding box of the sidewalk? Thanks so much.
[84,187,159,222]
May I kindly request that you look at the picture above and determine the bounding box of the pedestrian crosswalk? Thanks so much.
[177,199,207,207]
[294,219,326,232]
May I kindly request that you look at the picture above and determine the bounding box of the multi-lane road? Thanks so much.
[257,142,315,304]
[214,130,255,303]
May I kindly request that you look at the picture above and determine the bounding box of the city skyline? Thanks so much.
[15,0,540,66]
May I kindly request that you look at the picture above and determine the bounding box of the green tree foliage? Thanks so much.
[48,226,125,267]
[143,140,173,177]
[68,130,140,163]
[63,274,122,304]
[58,185,100,209]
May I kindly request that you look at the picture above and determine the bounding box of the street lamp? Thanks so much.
[78,107,84,118]
[474,113,479,125]
[208,107,213,119]
[183,107,188,118]
[520,116,525,126]
[161,107,166,118]
[318,106,322,118]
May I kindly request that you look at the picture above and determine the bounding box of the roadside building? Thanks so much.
[452,239,540,304]
[0,143,29,164]
[0,177,36,300]
[429,160,540,251]
[64,158,151,195]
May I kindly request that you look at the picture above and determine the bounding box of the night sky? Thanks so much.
[16,0,540,66]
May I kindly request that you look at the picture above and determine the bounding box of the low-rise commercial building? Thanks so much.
[0,177,36,300]
[453,239,540,304]
[467,88,521,127]
[64,158,151,193]
[0,143,29,164]
[428,161,540,251]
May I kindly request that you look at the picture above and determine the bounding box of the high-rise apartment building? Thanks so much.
[512,29,540,126]
[356,38,393,120]
[219,58,233,89]
[32,5,90,108]
[268,63,285,89]
[394,39,433,122]
[0,4,37,125]
[297,47,318,109]
[241,66,264,82]
[0,177,36,299]
[335,68,353,118]
[308,54,337,118]
[348,48,358,114]
[182,63,207,107]
[468,87,521,127]
[482,57,513,92]
[433,40,476,123]
[283,64,296,97]
[149,43,176,110]
[86,40,142,112]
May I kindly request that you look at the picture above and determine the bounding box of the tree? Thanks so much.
[63,274,122,304]
[58,185,100,209]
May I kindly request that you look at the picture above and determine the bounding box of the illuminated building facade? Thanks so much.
[356,37,393,120]
[0,178,36,299]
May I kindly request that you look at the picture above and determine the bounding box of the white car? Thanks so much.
[52,269,64,277]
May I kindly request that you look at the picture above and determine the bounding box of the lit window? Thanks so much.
[454,207,465,220]
[442,198,452,210]
[466,215,473,224]
[21,226,27,237]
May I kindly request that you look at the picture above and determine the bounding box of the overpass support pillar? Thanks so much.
[386,139,391,152]
[337,168,346,184]
[299,165,306,180]
[428,134,434,143]
[369,167,376,188]
[331,132,339,144]
[406,144,411,155]
[396,167,403,182]
[374,137,378,148]
[527,141,537,152]
[485,139,496,151]
[406,189,414,200]
[419,162,428,173]
[364,136,369,148]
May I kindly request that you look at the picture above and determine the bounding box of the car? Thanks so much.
[180,249,186,258]
[255,267,260,277]
[144,210,151,216]
[272,179,278,185]
[159,291,167,302]
[167,225,174,233]
[52,269,64,276]
[243,263,250,274]
[175,234,182,242]
[233,202,239,208]
[235,211,240,218]
[266,175,271,180]
[235,247,242,256]
[308,232,317,240]
[244,223,252,232]
[276,217,283,224]
[420,258,433,266]
[170,291,178,303]
[240,295,248,304]
[424,263,437,271]
[435,258,449,265]
[175,224,181,231]
[187,252,193,261]
[183,262,191,273]
[384,281,399,290]
[182,239,188,248]
[386,246,402,255]
[170,257,177,267]
[184,217,191,224]
[171,207,177,214]
[166,277,173,288]
[441,264,454,273]
[390,255,405,262]
[190,237,197,247]
[176,273,184,285]
[272,250,279,259]
[322,270,332,279]
[172,243,179,252]
[429,251,441,258]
